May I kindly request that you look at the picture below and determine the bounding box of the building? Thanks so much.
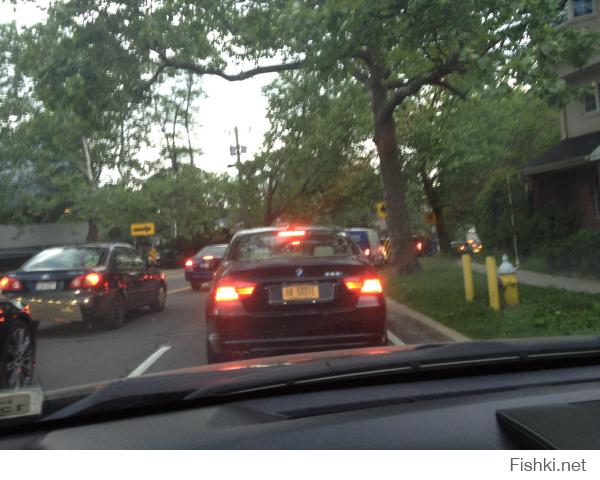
[523,0,600,228]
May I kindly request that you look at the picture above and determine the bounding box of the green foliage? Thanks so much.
[540,230,600,277]
[384,258,600,339]
[474,170,578,256]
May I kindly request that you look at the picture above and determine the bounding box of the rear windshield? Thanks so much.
[229,231,360,261]
[196,245,227,258]
[347,231,370,250]
[21,247,108,271]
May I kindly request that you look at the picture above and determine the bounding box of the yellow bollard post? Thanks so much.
[486,256,501,311]
[461,254,474,303]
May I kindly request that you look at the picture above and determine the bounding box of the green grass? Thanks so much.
[383,257,600,339]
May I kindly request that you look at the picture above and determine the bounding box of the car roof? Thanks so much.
[43,243,133,250]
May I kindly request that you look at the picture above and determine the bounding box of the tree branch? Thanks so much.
[379,57,462,121]
[432,79,468,99]
[154,50,305,81]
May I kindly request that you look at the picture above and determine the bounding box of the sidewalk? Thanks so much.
[471,263,600,294]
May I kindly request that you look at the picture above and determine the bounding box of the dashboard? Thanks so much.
[2,362,600,449]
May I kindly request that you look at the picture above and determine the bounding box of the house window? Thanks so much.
[583,83,600,113]
[594,173,600,217]
[572,0,595,17]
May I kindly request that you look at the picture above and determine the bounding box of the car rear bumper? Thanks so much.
[3,290,112,324]
[207,300,386,358]
[185,270,214,282]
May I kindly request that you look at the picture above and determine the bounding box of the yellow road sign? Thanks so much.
[424,211,437,225]
[130,222,155,237]
[375,201,387,219]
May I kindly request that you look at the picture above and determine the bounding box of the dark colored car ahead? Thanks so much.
[0,298,35,389]
[205,227,387,363]
[0,244,167,329]
[185,244,228,290]
[345,228,385,267]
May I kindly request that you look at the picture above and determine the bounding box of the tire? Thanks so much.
[105,292,126,330]
[206,339,226,364]
[0,318,35,389]
[150,285,167,312]
[191,281,201,291]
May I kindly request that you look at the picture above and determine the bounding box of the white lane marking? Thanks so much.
[387,329,405,345]
[127,345,172,378]
[169,286,192,294]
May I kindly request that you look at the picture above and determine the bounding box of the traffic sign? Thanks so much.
[375,201,387,219]
[130,222,155,237]
[424,211,437,225]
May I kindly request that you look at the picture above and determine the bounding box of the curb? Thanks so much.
[386,297,470,342]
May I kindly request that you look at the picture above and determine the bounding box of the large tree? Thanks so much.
[6,0,599,271]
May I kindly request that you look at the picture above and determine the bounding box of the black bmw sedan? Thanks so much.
[205,227,387,363]
[0,297,35,389]
[0,244,167,330]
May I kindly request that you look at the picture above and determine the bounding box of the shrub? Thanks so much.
[540,229,600,276]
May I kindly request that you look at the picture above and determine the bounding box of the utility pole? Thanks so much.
[507,173,520,268]
[234,126,241,181]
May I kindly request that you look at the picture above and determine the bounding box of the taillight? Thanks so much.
[214,279,256,302]
[278,230,306,238]
[361,278,383,294]
[344,276,383,294]
[70,272,102,289]
[185,258,194,268]
[416,241,423,252]
[364,248,371,256]
[0,276,23,292]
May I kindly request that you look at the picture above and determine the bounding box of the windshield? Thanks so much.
[229,231,360,261]
[21,247,108,271]
[196,245,227,258]
[1,0,599,431]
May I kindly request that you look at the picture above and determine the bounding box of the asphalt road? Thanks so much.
[34,270,444,391]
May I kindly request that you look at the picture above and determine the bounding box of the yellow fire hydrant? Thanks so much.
[498,254,519,306]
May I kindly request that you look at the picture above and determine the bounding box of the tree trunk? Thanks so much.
[87,218,99,242]
[369,74,420,274]
[418,168,451,254]
[373,114,420,274]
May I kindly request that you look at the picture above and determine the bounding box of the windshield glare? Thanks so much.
[21,247,107,271]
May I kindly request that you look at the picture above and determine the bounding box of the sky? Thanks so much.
[0,1,274,176]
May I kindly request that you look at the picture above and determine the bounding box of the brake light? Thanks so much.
[278,230,306,237]
[70,272,102,289]
[202,255,214,261]
[416,241,423,252]
[214,279,256,302]
[0,309,4,323]
[364,248,370,256]
[344,276,383,294]
[0,276,23,292]
[185,258,194,267]
[361,278,383,294]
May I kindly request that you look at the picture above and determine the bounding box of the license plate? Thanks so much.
[36,281,56,291]
[282,283,319,301]
[200,262,210,268]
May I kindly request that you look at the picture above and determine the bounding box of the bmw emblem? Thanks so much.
[295,268,304,277]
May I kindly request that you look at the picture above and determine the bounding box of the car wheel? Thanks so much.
[0,318,35,389]
[105,292,126,329]
[150,285,167,312]
[191,281,201,291]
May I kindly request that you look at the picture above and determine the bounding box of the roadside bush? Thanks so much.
[474,170,578,256]
[540,229,600,276]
